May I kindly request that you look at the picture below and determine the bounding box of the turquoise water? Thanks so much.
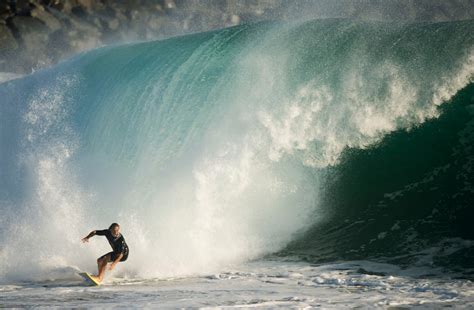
[0,19,473,282]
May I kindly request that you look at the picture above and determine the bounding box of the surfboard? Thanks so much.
[78,272,101,286]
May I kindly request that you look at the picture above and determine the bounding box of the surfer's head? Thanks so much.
[109,223,120,236]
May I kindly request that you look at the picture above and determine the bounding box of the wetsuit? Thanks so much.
[96,229,129,262]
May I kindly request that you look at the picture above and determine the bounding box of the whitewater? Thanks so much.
[1,18,473,308]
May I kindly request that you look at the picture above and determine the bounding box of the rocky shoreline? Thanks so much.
[1,0,274,73]
[1,0,473,74]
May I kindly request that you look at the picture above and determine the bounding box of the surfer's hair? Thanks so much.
[109,223,120,230]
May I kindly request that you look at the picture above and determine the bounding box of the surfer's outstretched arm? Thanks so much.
[81,230,97,243]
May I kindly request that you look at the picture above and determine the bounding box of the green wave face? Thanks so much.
[0,19,473,280]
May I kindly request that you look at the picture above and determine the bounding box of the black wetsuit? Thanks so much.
[96,229,129,262]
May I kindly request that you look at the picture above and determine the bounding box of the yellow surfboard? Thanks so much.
[78,272,101,286]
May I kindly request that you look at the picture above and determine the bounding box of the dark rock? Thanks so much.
[11,0,31,16]
[71,5,88,19]
[164,0,177,10]
[77,0,94,11]
[0,23,18,52]
[0,2,12,21]
[10,15,49,46]
[0,23,19,71]
[9,16,51,71]
[31,5,61,31]
[46,28,74,63]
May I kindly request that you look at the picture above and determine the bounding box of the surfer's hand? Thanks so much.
[81,237,89,243]
[109,263,116,270]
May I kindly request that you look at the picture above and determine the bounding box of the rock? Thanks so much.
[114,9,128,26]
[11,0,30,15]
[0,1,10,11]
[147,17,162,32]
[59,0,75,14]
[164,0,176,10]
[0,2,12,21]
[230,14,240,25]
[108,18,120,31]
[154,4,164,13]
[31,6,62,31]
[47,28,71,55]
[71,5,88,19]
[9,16,51,71]
[77,0,94,11]
[0,23,18,71]
[10,16,49,47]
[0,23,17,51]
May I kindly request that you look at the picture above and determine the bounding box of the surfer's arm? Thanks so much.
[81,230,97,243]
[109,253,123,270]
[82,229,108,242]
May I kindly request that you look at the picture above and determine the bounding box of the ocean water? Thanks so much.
[2,260,473,308]
[1,18,473,308]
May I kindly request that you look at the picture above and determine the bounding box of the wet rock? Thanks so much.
[0,24,17,51]
[10,15,49,49]
[30,6,61,31]
[71,5,88,19]
[11,0,31,15]
[77,0,94,11]
[108,18,119,31]
[164,0,177,10]
[230,14,240,25]
[0,2,12,21]
[9,16,51,71]
[0,23,18,71]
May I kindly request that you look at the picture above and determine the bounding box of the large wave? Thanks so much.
[0,19,473,282]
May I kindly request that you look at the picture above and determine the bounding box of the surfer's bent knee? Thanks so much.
[98,253,112,263]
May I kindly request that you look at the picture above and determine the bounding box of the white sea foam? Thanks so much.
[256,51,474,168]
[0,76,100,281]
[1,260,472,308]
[0,72,22,84]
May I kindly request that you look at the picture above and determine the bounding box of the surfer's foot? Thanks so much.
[91,275,101,283]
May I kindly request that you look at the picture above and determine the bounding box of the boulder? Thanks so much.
[0,23,19,71]
[0,23,17,52]
[10,16,49,48]
[0,2,12,21]
[164,0,177,10]
[11,0,31,15]
[10,16,51,71]
[31,6,62,31]
[77,0,94,11]
[106,17,119,31]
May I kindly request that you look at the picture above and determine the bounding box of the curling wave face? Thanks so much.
[0,19,473,282]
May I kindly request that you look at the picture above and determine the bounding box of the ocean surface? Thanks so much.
[1,18,473,308]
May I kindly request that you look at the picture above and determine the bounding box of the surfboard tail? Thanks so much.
[78,272,101,286]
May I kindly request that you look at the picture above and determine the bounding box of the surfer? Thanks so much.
[81,223,129,283]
